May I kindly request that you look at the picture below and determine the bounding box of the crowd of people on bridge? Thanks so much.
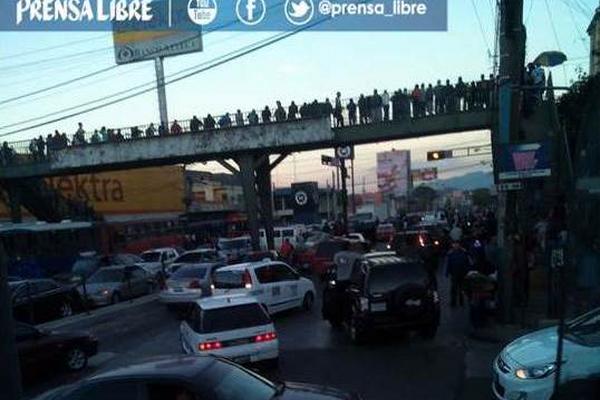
[3,74,499,165]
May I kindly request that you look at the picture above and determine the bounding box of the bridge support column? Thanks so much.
[237,154,261,251]
[256,159,275,251]
[6,185,22,223]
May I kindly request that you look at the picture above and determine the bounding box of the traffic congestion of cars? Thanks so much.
[11,213,600,400]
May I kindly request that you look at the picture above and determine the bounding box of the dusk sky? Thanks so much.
[0,0,595,190]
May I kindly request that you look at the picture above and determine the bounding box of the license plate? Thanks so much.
[405,299,422,307]
[371,302,387,312]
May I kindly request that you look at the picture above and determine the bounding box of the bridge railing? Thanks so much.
[1,86,497,167]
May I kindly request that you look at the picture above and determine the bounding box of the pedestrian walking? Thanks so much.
[445,241,472,307]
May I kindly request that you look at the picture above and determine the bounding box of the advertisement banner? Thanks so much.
[498,141,551,181]
[411,167,438,181]
[377,150,411,197]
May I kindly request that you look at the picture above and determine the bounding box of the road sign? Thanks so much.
[496,182,523,192]
[335,145,354,160]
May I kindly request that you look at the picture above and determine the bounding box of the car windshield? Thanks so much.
[565,308,600,346]
[87,269,123,283]
[175,252,214,263]
[172,267,207,279]
[201,361,275,400]
[140,252,160,262]
[213,270,245,289]
[218,238,250,250]
[71,258,98,276]
[352,213,373,222]
[201,304,270,333]
[368,263,428,294]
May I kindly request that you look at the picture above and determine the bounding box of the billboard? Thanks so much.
[291,182,320,224]
[0,166,186,219]
[411,168,438,181]
[377,150,411,197]
[113,30,202,64]
[497,142,551,181]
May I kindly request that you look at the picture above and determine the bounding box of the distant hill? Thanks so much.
[424,171,494,191]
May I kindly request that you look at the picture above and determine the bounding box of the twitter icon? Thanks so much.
[285,0,314,25]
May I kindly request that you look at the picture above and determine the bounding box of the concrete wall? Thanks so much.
[53,118,333,172]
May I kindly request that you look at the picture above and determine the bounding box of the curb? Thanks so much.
[38,293,159,330]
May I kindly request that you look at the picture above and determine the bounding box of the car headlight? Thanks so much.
[515,363,557,379]
[98,289,110,296]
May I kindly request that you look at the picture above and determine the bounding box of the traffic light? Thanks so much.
[427,150,453,161]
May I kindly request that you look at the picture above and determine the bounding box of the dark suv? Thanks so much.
[322,252,440,343]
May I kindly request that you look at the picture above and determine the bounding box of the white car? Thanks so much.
[212,261,316,315]
[493,307,600,400]
[159,263,222,306]
[168,249,222,275]
[180,295,278,366]
[138,247,179,275]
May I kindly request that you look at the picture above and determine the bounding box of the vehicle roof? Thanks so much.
[217,260,275,271]
[142,247,176,253]
[85,355,218,383]
[180,249,217,254]
[9,278,56,286]
[364,255,420,266]
[217,236,250,242]
[195,294,258,310]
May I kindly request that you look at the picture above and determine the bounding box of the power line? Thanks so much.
[0,46,113,72]
[0,16,332,138]
[542,0,569,83]
[0,34,109,61]
[470,0,493,62]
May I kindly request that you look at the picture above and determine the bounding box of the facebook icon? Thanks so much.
[236,0,266,25]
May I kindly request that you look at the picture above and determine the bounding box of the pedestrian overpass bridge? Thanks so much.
[0,110,493,179]
[0,108,494,250]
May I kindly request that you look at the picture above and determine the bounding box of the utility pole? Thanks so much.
[496,0,526,323]
[0,241,22,400]
[351,158,356,214]
[340,159,349,234]
[154,57,169,128]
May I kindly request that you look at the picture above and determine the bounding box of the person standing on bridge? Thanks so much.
[411,85,422,118]
[274,101,286,122]
[145,123,156,137]
[288,101,298,120]
[36,135,45,159]
[235,109,245,126]
[382,90,390,121]
[434,80,444,115]
[425,84,434,116]
[248,110,259,125]
[262,106,272,123]
[158,123,167,136]
[91,130,100,144]
[444,80,456,113]
[171,120,183,135]
[190,115,202,133]
[334,92,344,127]
[358,94,367,124]
[219,113,232,128]
[371,90,382,122]
[347,98,357,125]
[456,77,466,111]
[204,114,215,130]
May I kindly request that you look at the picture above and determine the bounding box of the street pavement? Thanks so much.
[23,273,499,400]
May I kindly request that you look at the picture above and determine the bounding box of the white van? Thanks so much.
[259,226,305,250]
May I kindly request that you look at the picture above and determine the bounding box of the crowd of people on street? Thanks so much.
[2,74,499,165]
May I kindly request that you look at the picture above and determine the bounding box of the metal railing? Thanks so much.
[1,80,498,167]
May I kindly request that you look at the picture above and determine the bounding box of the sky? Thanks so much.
[0,0,596,191]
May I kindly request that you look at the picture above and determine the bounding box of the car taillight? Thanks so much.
[189,280,201,289]
[198,341,222,351]
[255,332,277,342]
[242,269,253,289]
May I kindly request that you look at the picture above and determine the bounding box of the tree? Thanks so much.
[411,185,438,210]
[471,188,492,208]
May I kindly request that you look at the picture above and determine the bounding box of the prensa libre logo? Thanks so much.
[15,0,154,25]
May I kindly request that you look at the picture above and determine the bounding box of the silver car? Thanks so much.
[79,265,153,306]
[159,263,223,306]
